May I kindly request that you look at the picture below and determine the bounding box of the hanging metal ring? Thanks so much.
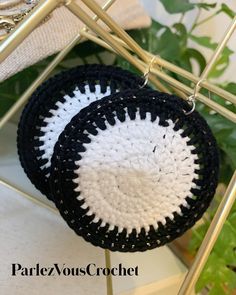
[184,94,196,115]
[140,56,157,89]
[184,78,206,116]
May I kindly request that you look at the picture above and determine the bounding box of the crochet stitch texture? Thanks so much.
[50,89,219,252]
[17,65,144,199]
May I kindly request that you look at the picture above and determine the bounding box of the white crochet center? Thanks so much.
[38,85,111,171]
[74,113,200,234]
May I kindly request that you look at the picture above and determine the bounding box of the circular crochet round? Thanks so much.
[17,64,145,200]
[50,89,219,252]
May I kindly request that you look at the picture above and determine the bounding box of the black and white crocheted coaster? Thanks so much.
[17,64,145,200]
[50,89,219,252]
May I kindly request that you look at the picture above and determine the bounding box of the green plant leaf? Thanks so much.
[218,151,235,184]
[190,35,234,77]
[172,23,187,47]
[197,82,236,172]
[128,27,151,52]
[208,284,227,295]
[196,252,236,294]
[190,35,216,49]
[219,3,235,19]
[174,54,192,79]
[151,20,167,31]
[0,96,17,117]
[228,211,236,227]
[73,40,107,58]
[214,222,236,266]
[199,111,236,170]
[155,28,182,60]
[224,82,236,95]
[196,3,217,10]
[160,1,218,14]
[209,47,234,78]
[185,48,207,74]
[188,224,209,253]
[0,66,40,117]
[173,23,187,36]
[160,0,195,14]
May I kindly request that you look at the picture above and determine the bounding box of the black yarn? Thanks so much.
[17,64,146,200]
[50,89,219,252]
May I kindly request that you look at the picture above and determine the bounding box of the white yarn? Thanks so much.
[38,84,111,171]
[73,113,199,234]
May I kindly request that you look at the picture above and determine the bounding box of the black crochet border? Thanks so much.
[17,64,145,200]
[50,89,219,252]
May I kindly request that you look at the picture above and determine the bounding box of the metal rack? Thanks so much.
[0,1,235,294]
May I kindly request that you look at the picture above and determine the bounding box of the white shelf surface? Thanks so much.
[0,122,187,295]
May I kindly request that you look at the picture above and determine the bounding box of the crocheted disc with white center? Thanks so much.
[75,115,198,233]
[17,65,145,200]
[50,89,219,252]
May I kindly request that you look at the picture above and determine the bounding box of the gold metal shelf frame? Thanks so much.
[0,1,236,294]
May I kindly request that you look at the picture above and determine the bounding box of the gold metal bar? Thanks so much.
[66,1,172,94]
[0,0,62,62]
[79,30,170,93]
[1,177,114,295]
[0,69,51,129]
[142,52,236,105]
[195,16,236,95]
[1,176,114,295]
[0,178,58,214]
[147,65,236,122]
[200,16,236,79]
[82,31,236,105]
[105,249,113,295]
[78,30,235,121]
[1,0,234,125]
[0,0,116,129]
[110,34,236,105]
[178,171,236,295]
[79,0,148,63]
[66,1,146,74]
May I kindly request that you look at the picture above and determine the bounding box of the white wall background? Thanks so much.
[140,0,236,83]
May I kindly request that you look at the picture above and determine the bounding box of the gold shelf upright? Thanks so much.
[0,1,236,295]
